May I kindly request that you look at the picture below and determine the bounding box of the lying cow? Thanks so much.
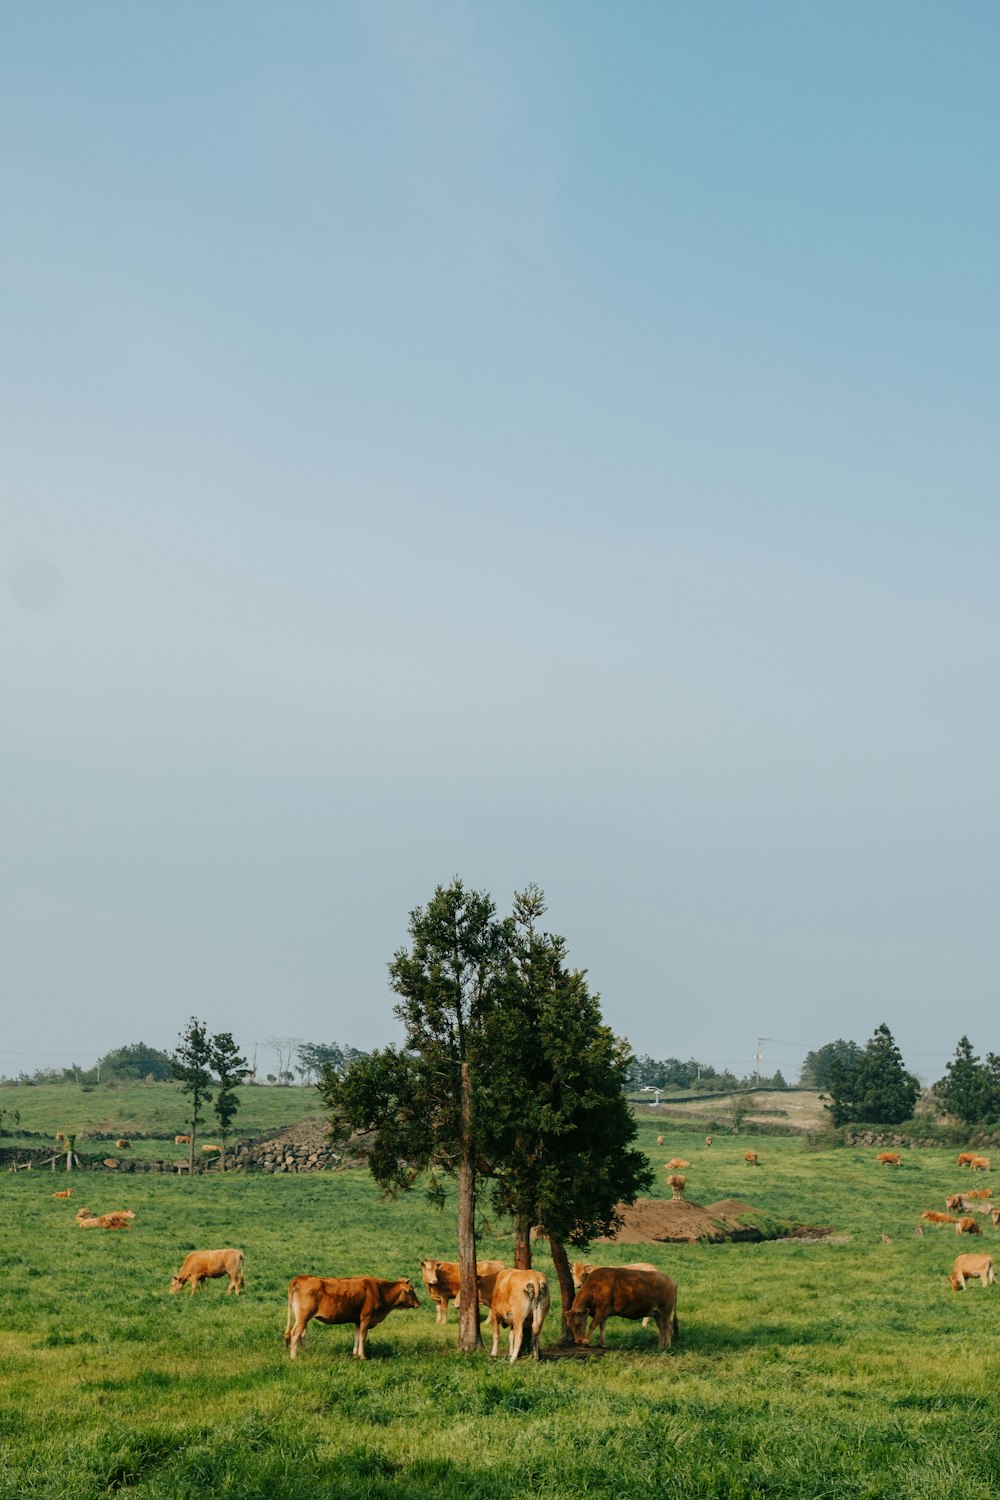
[488,1268,550,1362]
[569,1267,678,1351]
[51,1188,73,1200]
[76,1208,135,1230]
[284,1275,419,1359]
[170,1249,245,1297]
[419,1259,506,1325]
[949,1254,995,1291]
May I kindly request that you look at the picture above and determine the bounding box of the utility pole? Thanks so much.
[754,1038,763,1087]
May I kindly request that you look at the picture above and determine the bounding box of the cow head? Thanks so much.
[567,1308,590,1345]
[169,1276,185,1294]
[395,1280,420,1309]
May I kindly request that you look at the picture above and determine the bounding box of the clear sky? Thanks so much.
[2,2,998,1087]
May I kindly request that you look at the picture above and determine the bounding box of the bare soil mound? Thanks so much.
[602,1197,813,1244]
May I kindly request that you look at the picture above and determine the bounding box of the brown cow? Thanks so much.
[284,1275,419,1360]
[949,1254,995,1291]
[115,1139,131,1149]
[656,1135,665,1147]
[569,1267,678,1351]
[991,1208,1000,1229]
[957,1153,977,1168]
[744,1151,759,1167]
[419,1259,505,1325]
[51,1188,73,1200]
[76,1209,135,1229]
[665,1158,689,1170]
[170,1249,245,1297]
[175,1135,191,1146]
[488,1269,550,1362]
[965,1188,992,1200]
[571,1261,659,1327]
[705,1136,713,1148]
[945,1194,965,1213]
[667,1174,686,1200]
[956,1216,982,1236]
[876,1153,901,1166]
[921,1211,956,1225]
[970,1156,991,1173]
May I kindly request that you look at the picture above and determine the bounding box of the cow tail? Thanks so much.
[672,1309,680,1341]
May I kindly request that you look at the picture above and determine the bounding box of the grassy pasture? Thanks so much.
[2,1121,1000,1498]
[0,1080,321,1153]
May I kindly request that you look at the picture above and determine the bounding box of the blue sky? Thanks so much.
[2,3,998,1085]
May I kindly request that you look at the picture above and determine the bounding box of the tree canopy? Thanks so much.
[933,1037,1000,1126]
[825,1024,919,1127]
[96,1041,174,1082]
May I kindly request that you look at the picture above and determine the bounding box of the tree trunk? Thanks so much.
[456,1062,482,1352]
[220,1131,227,1173]
[548,1236,578,1346]
[188,1120,196,1178]
[513,1216,532,1270]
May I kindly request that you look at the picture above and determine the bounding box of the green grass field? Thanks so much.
[0,1080,322,1153]
[2,1118,999,1498]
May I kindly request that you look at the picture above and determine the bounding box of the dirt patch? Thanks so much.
[601,1197,827,1244]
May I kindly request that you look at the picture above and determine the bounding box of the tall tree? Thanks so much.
[480,886,654,1339]
[799,1040,862,1091]
[320,879,510,1353]
[933,1038,1000,1126]
[211,1031,249,1171]
[172,1017,214,1176]
[825,1023,919,1127]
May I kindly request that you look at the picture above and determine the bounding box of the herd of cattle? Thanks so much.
[49,1142,998,1362]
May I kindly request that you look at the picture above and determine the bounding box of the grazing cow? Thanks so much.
[949,1254,995,1291]
[571,1261,660,1326]
[957,1153,977,1168]
[569,1267,678,1351]
[51,1189,73,1200]
[170,1249,245,1297]
[921,1211,956,1225]
[945,1194,965,1213]
[965,1188,992,1200]
[876,1153,901,1166]
[656,1135,665,1147]
[705,1136,713,1148]
[956,1216,982,1236]
[970,1156,991,1173]
[744,1151,759,1167]
[115,1139,131,1149]
[665,1158,689,1170]
[419,1259,506,1325]
[284,1275,419,1360]
[175,1135,191,1146]
[488,1269,550,1362]
[201,1144,221,1154]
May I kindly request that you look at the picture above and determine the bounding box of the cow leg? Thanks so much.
[490,1312,501,1359]
[288,1316,309,1358]
[189,1278,198,1297]
[508,1319,522,1363]
[655,1309,670,1350]
[435,1295,447,1327]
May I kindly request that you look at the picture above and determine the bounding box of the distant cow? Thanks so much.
[957,1153,977,1168]
[175,1135,191,1146]
[956,1216,982,1236]
[667,1174,686,1199]
[946,1195,965,1213]
[965,1188,992,1200]
[488,1269,550,1362]
[949,1254,995,1291]
[991,1208,1000,1229]
[201,1144,221,1154]
[569,1267,678,1351]
[744,1151,759,1167]
[170,1249,245,1297]
[51,1189,73,1200]
[876,1153,901,1167]
[970,1156,991,1173]
[76,1208,135,1230]
[921,1211,956,1225]
[284,1275,419,1360]
[115,1139,131,1149]
[705,1136,713,1147]
[656,1135,665,1147]
[665,1158,689,1170]
[419,1259,506,1325]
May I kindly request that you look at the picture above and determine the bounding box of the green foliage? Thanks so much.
[97,1041,174,1082]
[211,1031,250,1161]
[933,1037,1000,1126]
[171,1017,214,1166]
[825,1024,920,1127]
[481,886,653,1251]
[799,1039,863,1090]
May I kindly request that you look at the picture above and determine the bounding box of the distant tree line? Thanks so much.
[626,1055,788,1093]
